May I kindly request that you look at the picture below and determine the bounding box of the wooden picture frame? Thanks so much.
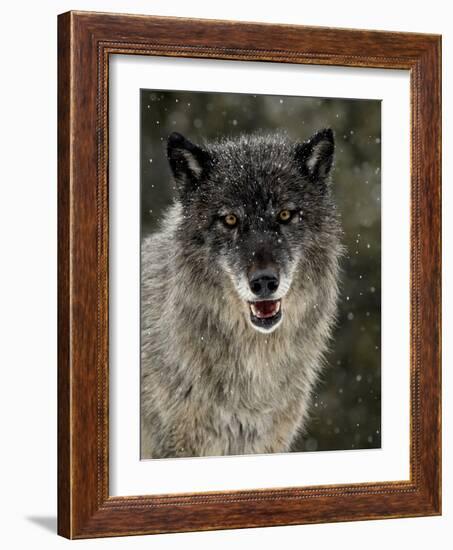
[58,10,441,539]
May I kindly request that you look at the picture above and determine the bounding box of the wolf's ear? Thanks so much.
[295,128,335,183]
[167,132,212,192]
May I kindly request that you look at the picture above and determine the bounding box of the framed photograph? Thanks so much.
[58,11,441,538]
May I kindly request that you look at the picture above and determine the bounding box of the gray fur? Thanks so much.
[141,129,343,458]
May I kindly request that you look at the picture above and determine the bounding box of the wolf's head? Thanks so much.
[167,130,339,334]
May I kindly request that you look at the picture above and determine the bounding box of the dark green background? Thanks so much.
[141,89,381,452]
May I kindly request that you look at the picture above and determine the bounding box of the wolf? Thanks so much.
[141,128,343,458]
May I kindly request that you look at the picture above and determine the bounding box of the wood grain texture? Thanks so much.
[57,10,441,539]
[57,11,71,537]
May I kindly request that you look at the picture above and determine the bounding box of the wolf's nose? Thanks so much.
[249,269,279,298]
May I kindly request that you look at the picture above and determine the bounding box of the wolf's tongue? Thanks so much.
[250,300,280,319]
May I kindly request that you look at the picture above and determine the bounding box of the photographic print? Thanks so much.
[58,12,441,537]
[140,90,381,459]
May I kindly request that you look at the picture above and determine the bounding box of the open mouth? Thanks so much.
[248,299,282,332]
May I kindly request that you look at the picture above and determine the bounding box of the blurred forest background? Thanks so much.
[141,89,381,453]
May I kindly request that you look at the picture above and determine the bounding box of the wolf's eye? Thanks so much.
[278,209,292,223]
[224,214,238,227]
